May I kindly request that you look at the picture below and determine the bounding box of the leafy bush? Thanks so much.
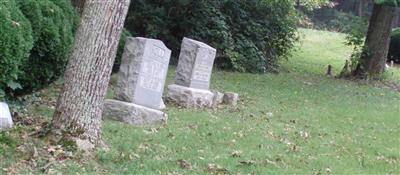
[388,28,400,63]
[17,0,79,92]
[0,0,34,99]
[124,0,298,73]
[0,0,78,98]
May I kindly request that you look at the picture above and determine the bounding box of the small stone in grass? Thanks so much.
[223,92,239,106]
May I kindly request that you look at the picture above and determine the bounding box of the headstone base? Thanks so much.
[102,99,167,125]
[166,84,215,108]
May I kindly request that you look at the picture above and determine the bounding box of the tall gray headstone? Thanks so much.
[103,37,171,125]
[167,38,239,108]
[167,38,219,108]
[115,37,171,110]
[0,102,13,130]
[175,37,217,90]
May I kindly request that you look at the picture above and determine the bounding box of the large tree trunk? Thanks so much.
[353,4,395,77]
[50,0,130,150]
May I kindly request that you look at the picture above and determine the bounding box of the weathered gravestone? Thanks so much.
[167,38,218,108]
[174,38,216,90]
[0,102,13,130]
[103,37,171,125]
[167,38,240,108]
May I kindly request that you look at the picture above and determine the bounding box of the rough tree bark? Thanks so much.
[50,0,131,150]
[71,0,86,16]
[353,4,395,77]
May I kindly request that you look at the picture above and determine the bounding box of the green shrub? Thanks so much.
[125,0,298,73]
[0,0,34,99]
[17,0,78,92]
[388,28,400,63]
[0,0,78,98]
[113,29,132,72]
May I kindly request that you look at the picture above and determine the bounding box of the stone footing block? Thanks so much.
[166,84,214,108]
[211,90,224,107]
[103,99,167,125]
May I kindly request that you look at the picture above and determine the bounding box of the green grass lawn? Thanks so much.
[1,29,400,174]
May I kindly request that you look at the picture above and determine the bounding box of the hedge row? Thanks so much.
[0,0,78,99]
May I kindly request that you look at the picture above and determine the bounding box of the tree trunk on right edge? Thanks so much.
[353,4,395,77]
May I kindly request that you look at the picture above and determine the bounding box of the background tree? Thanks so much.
[50,0,130,150]
[336,0,370,16]
[352,1,397,77]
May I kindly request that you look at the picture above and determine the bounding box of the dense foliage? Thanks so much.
[17,0,79,91]
[0,0,33,99]
[388,28,400,63]
[0,0,78,99]
[124,0,298,73]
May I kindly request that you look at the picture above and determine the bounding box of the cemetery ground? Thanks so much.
[1,29,399,174]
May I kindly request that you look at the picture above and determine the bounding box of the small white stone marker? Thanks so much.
[0,102,13,130]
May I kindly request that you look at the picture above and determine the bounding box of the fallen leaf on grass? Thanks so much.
[137,143,150,152]
[299,131,310,139]
[231,150,242,157]
[238,160,256,166]
[179,159,192,169]
[325,168,332,173]
[264,159,278,167]
[144,128,159,134]
[167,132,175,139]
[167,172,183,175]
[32,146,38,158]
[187,124,198,130]
[128,153,140,160]
[289,145,302,152]
[207,164,229,175]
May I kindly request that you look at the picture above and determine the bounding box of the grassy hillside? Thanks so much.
[1,29,399,174]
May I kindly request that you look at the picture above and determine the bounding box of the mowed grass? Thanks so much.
[1,29,400,174]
